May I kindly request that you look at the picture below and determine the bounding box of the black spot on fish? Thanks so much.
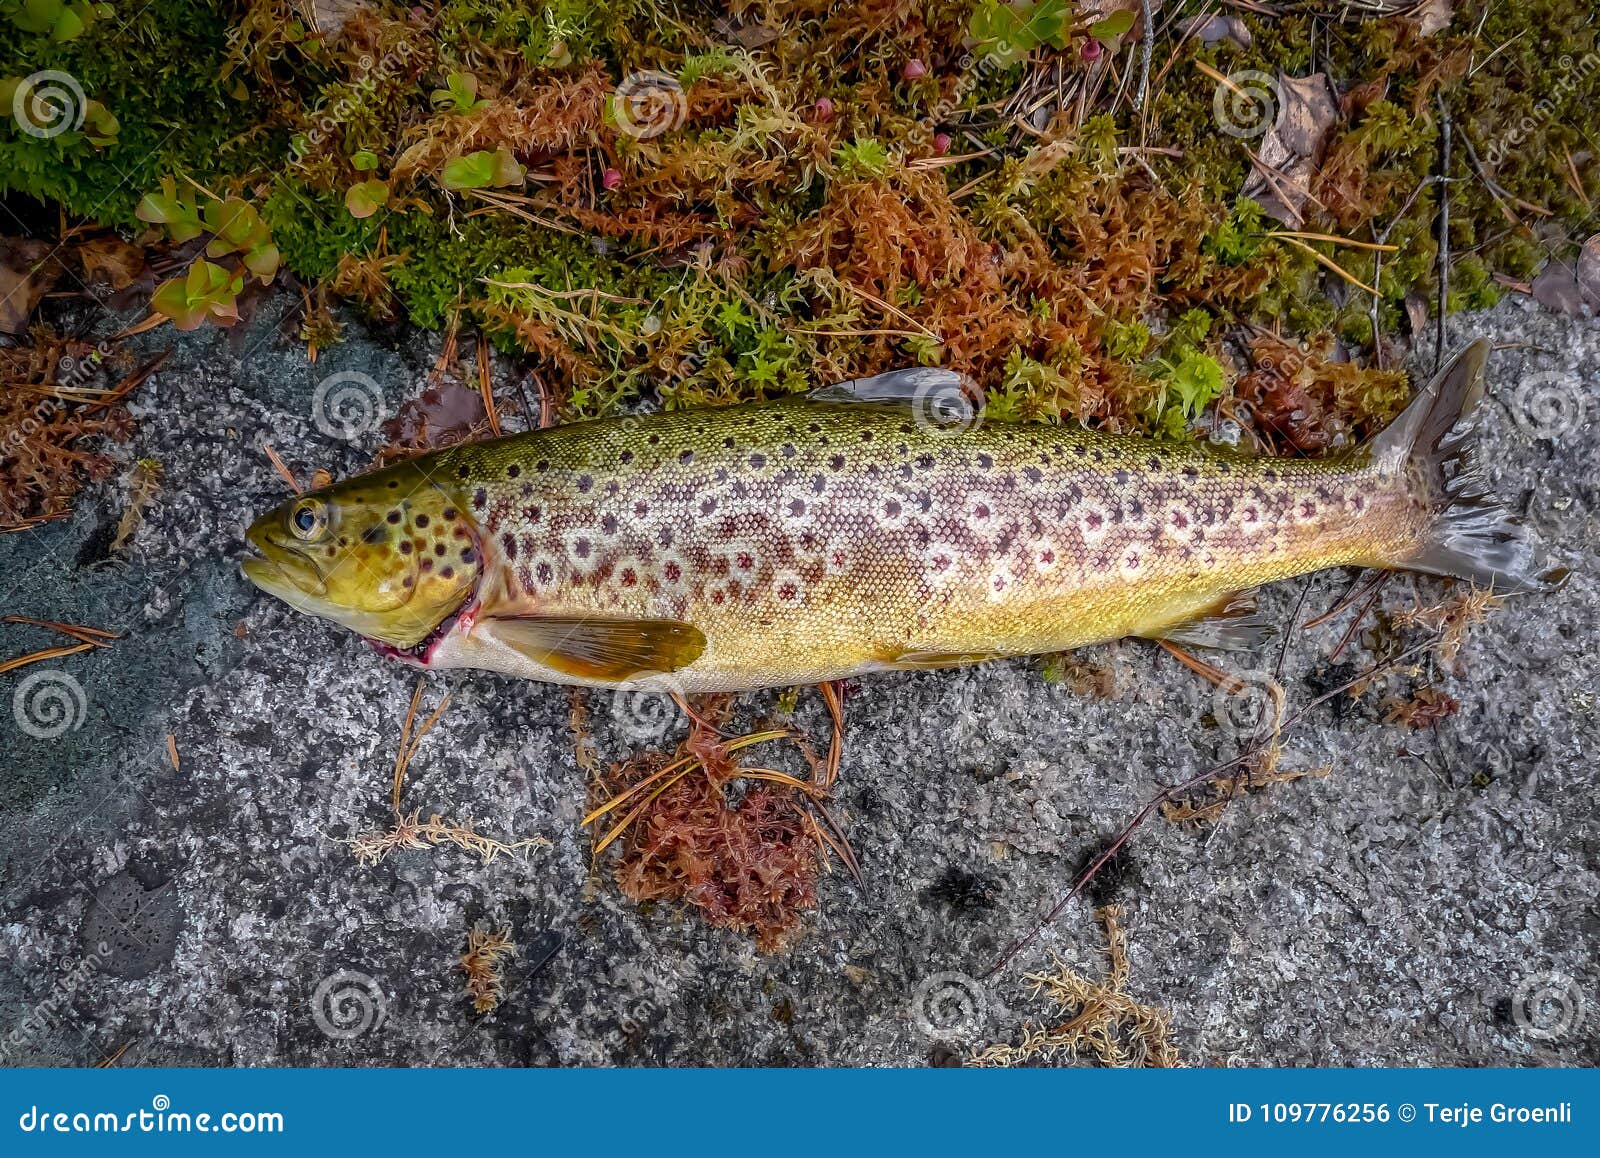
[811,474,826,493]
[536,459,550,473]
[619,450,634,465]
[1113,469,1130,485]
[679,450,694,465]
[399,541,413,554]
[472,488,487,510]
[577,474,593,493]
[456,465,469,479]
[1023,466,1042,484]
[700,498,718,516]
[1183,466,1200,480]
[781,443,796,458]
[647,434,661,445]
[507,464,521,479]
[749,453,767,468]
[386,510,401,524]
[829,455,845,471]
[440,566,454,580]
[434,543,446,556]
[977,453,993,470]
[501,534,517,559]
[915,453,935,470]
[461,548,476,563]
[388,479,399,488]
[415,514,430,528]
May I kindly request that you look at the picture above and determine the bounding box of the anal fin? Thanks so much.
[478,615,706,682]
[1146,590,1276,653]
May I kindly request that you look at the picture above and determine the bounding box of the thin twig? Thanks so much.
[1435,95,1452,373]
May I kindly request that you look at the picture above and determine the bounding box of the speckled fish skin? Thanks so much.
[417,400,1423,690]
[245,344,1561,690]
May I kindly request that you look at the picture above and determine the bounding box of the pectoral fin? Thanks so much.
[1146,591,1276,652]
[480,615,706,681]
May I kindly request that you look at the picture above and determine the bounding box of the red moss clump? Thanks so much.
[597,703,833,951]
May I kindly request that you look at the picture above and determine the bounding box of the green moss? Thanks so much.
[2,0,1594,435]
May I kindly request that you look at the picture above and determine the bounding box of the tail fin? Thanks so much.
[1370,340,1567,594]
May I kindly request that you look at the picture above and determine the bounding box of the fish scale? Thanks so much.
[244,345,1564,692]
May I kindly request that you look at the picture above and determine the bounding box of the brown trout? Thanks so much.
[243,342,1563,691]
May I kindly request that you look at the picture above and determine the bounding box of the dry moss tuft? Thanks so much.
[460,926,516,1014]
[972,904,1181,1068]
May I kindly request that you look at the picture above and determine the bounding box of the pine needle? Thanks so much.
[1273,233,1381,296]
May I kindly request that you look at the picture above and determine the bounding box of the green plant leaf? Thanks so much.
[344,179,389,219]
[1091,9,1135,47]
[441,151,498,190]
[351,150,379,172]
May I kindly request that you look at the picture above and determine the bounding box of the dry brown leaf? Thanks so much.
[0,238,63,335]
[76,236,145,292]
[1576,234,1600,309]
[1242,73,1339,228]
[1412,0,1453,37]
[1531,260,1587,317]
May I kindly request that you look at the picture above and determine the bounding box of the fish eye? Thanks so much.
[289,499,327,540]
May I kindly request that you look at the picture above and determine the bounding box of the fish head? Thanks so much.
[242,459,480,650]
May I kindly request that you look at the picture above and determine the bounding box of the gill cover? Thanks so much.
[242,460,480,648]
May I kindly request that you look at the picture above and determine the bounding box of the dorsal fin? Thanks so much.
[809,368,981,428]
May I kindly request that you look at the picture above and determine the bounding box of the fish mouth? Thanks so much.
[241,525,327,602]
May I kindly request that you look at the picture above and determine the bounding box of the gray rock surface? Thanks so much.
[1,295,1596,1067]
